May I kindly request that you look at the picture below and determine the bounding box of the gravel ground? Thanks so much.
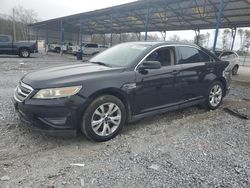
[0,53,249,188]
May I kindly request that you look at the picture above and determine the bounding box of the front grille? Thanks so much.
[14,82,34,102]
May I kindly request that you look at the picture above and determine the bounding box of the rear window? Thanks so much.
[85,43,98,48]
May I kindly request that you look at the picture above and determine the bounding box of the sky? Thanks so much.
[1,0,247,49]
[1,0,137,20]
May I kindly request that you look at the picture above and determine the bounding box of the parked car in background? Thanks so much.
[73,42,106,56]
[214,50,240,75]
[13,42,231,142]
[0,34,38,58]
[48,42,63,53]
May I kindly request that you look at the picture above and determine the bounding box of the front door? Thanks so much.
[131,46,181,115]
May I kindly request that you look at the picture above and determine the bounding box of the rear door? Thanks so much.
[132,46,182,114]
[176,46,212,103]
[0,35,13,54]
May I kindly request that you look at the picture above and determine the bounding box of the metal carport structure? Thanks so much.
[29,0,250,51]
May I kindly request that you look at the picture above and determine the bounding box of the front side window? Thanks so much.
[178,46,210,64]
[146,47,175,66]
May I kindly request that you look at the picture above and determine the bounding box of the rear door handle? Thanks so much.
[171,70,180,75]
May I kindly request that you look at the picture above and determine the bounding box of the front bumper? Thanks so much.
[12,94,88,136]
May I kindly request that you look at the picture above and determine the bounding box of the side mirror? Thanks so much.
[139,61,161,70]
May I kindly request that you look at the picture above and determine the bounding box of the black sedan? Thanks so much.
[13,42,232,142]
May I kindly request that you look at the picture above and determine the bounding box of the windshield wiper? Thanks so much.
[90,61,112,67]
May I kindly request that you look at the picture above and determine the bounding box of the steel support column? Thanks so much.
[213,0,224,52]
[231,27,237,50]
[110,15,113,46]
[60,20,64,55]
[80,24,83,53]
[60,20,64,45]
[36,29,38,41]
[45,27,49,45]
[144,0,150,41]
[103,34,106,46]
[119,33,122,42]
[45,25,49,53]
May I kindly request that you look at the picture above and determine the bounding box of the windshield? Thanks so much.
[89,43,151,67]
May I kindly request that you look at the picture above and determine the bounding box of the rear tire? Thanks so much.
[81,95,126,142]
[232,65,238,75]
[205,81,224,110]
[19,48,30,58]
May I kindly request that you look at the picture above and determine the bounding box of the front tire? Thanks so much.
[19,48,30,58]
[81,95,126,142]
[205,81,224,110]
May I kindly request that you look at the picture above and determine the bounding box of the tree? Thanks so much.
[243,29,250,46]
[169,34,180,42]
[12,6,38,40]
[194,34,206,47]
[238,29,244,50]
[206,32,210,48]
[0,6,39,41]
[221,29,231,50]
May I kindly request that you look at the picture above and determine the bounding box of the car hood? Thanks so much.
[22,63,125,89]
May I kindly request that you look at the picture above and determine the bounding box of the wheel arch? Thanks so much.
[18,47,30,53]
[234,64,239,68]
[213,77,227,97]
[86,88,131,122]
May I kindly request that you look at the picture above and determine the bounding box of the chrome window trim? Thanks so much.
[134,44,202,72]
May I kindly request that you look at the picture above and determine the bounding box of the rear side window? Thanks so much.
[221,52,237,59]
[0,36,9,42]
[178,46,210,64]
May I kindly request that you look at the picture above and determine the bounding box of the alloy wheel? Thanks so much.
[22,50,29,57]
[91,102,121,136]
[209,84,223,107]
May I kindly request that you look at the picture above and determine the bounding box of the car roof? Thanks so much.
[123,41,199,48]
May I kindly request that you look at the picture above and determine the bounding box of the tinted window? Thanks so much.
[0,36,9,42]
[220,51,237,60]
[199,50,211,62]
[178,46,210,64]
[146,47,175,66]
[86,43,98,48]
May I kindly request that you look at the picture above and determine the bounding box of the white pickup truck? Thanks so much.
[72,42,107,56]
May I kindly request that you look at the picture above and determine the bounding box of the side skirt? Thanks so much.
[129,98,205,123]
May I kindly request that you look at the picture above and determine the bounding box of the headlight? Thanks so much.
[33,86,82,99]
